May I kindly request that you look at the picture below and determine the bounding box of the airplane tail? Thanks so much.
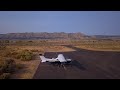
[39,54,47,62]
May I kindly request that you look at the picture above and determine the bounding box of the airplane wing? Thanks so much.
[66,59,71,61]
[46,59,58,62]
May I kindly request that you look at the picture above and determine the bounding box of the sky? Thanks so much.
[0,11,120,35]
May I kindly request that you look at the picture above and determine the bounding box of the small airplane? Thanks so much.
[39,54,72,65]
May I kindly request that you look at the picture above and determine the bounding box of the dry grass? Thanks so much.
[75,45,120,51]
[7,45,75,52]
[0,45,40,79]
[69,40,120,51]
[10,54,40,79]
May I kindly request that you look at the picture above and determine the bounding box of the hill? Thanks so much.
[0,32,88,40]
[0,32,120,40]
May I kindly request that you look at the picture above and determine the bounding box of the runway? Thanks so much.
[33,46,120,79]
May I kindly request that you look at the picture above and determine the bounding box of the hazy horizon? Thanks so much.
[1,32,120,36]
[0,11,120,35]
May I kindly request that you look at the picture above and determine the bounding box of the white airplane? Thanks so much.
[39,54,72,65]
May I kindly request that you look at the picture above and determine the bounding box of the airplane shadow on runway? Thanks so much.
[71,60,86,70]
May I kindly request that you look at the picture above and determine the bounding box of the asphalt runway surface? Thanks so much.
[33,45,120,79]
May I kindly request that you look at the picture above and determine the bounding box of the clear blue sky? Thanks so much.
[0,11,120,35]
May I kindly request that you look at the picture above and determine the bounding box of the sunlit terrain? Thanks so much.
[0,39,120,79]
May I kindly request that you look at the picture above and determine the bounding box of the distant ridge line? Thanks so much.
[0,32,120,40]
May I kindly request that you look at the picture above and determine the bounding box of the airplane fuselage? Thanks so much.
[39,54,72,65]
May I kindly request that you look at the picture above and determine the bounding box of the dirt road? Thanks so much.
[33,45,120,79]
